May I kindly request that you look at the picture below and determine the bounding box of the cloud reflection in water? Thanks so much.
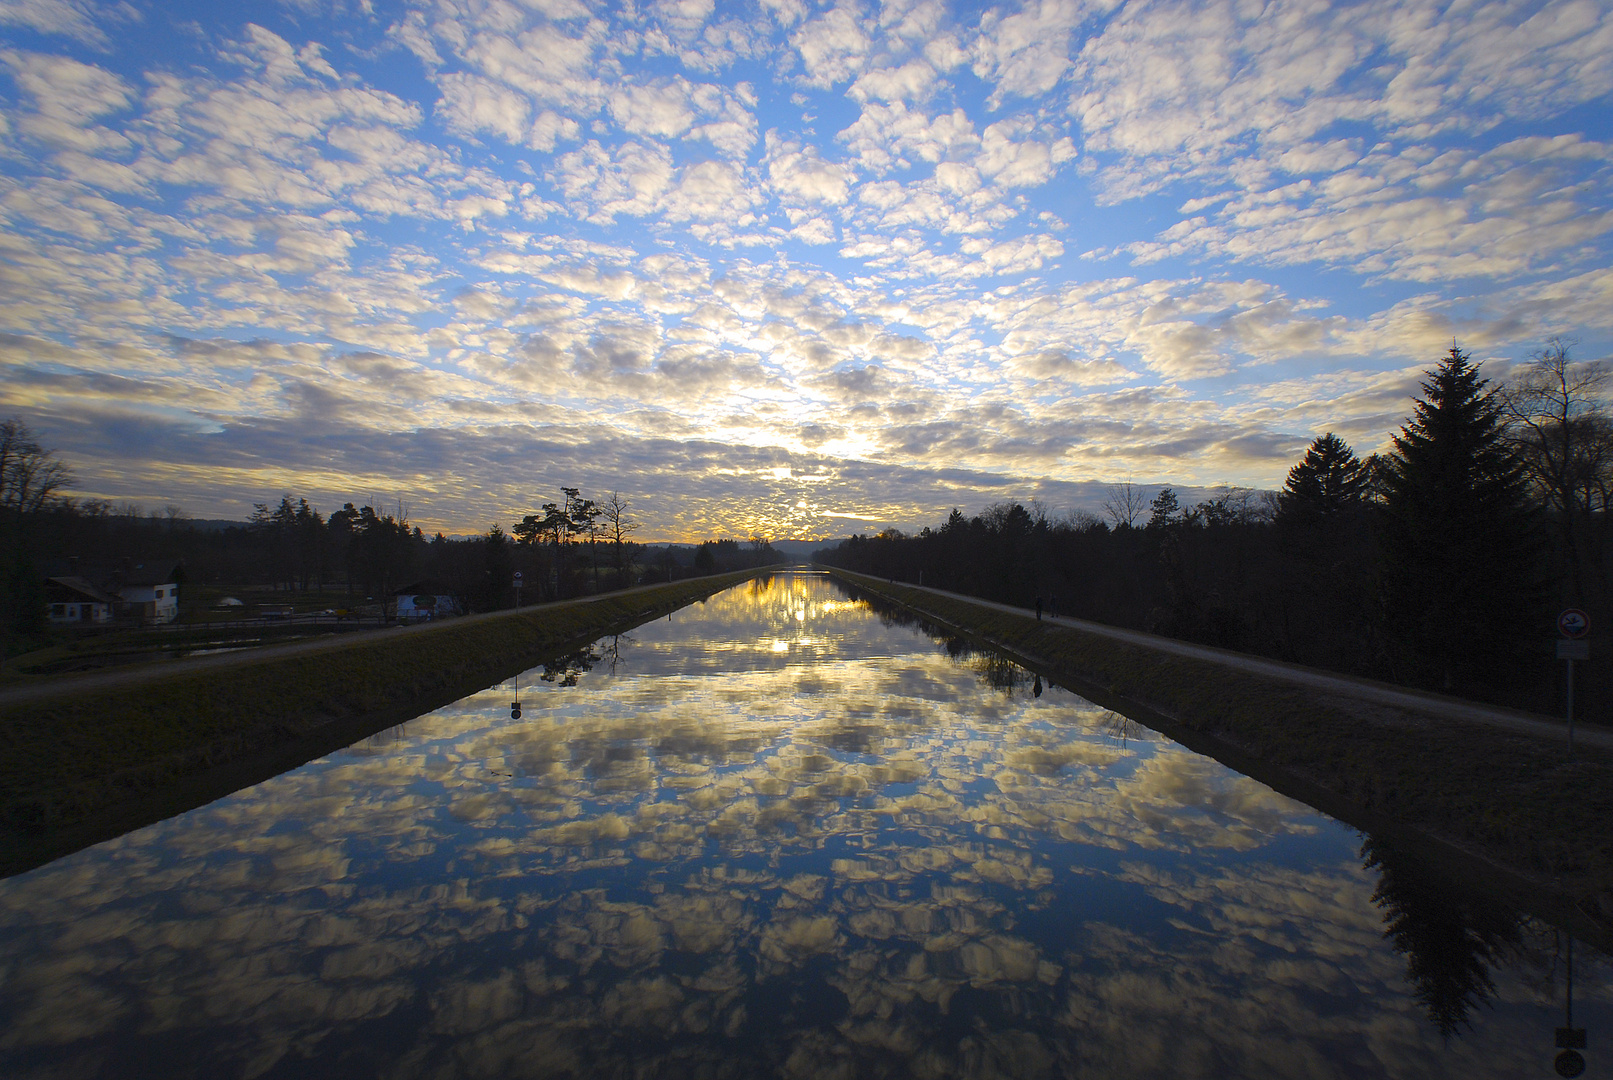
[0,572,1605,1079]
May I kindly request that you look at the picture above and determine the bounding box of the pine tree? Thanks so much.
[1379,346,1542,691]
[1146,487,1179,530]
[1278,433,1367,524]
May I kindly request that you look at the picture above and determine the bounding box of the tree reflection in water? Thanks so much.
[541,645,602,687]
[1362,835,1523,1040]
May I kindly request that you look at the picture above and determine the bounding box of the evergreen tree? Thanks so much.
[1379,346,1542,690]
[1278,433,1368,524]
[1146,487,1179,530]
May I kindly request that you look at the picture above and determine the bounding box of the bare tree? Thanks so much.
[0,418,72,514]
[1,418,72,652]
[1063,508,1103,531]
[1101,480,1148,529]
[602,492,639,582]
[1498,337,1613,601]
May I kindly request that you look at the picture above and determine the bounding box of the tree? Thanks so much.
[601,492,639,583]
[0,418,71,653]
[1379,345,1543,691]
[1277,433,1368,525]
[1146,487,1179,530]
[346,503,416,604]
[482,524,514,610]
[514,487,597,597]
[1498,338,1613,605]
[1101,480,1148,530]
[570,492,601,591]
[0,418,71,516]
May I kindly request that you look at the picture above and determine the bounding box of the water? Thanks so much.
[0,571,1606,1078]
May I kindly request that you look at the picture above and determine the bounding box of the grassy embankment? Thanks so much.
[830,569,1613,942]
[0,570,765,876]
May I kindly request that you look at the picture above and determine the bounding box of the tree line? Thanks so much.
[818,342,1612,715]
[0,446,785,657]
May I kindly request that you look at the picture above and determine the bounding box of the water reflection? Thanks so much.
[1363,836,1524,1041]
[0,572,1607,1079]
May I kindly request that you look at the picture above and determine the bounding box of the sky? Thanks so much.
[1,0,1610,540]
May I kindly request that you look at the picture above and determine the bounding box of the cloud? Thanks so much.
[0,0,1606,536]
[0,0,123,49]
[790,2,873,88]
[972,0,1099,106]
[766,132,853,204]
[838,101,979,174]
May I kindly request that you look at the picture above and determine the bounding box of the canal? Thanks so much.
[0,571,1606,1078]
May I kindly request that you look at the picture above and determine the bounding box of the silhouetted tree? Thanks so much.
[602,492,639,584]
[1146,487,1179,530]
[1278,433,1369,525]
[482,524,514,610]
[1102,480,1147,530]
[347,504,417,603]
[1499,338,1613,608]
[1379,345,1543,691]
[0,418,70,653]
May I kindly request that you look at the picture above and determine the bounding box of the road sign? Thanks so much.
[513,571,524,582]
[1559,640,1590,660]
[1559,608,1590,638]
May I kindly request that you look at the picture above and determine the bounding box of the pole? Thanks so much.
[1567,657,1575,757]
[1567,934,1574,1031]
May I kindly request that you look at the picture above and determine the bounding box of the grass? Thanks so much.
[0,571,763,874]
[831,569,1613,937]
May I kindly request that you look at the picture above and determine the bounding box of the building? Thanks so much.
[45,577,118,624]
[113,563,181,624]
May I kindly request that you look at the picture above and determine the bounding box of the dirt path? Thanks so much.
[0,577,709,709]
[883,580,1613,752]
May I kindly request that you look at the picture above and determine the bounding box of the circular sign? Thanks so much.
[1555,1049,1586,1078]
[1559,609,1590,639]
[513,571,524,581]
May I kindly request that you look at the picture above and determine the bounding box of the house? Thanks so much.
[45,577,118,624]
[392,581,461,621]
[111,562,182,624]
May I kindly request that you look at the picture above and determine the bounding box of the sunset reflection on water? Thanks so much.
[0,572,1607,1079]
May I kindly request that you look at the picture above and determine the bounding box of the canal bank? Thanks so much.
[827,568,1613,946]
[0,569,771,877]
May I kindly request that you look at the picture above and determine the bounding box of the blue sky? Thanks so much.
[1,0,1610,539]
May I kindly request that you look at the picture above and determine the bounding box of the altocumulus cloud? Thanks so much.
[0,0,1608,536]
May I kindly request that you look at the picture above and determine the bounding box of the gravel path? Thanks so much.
[888,580,1613,752]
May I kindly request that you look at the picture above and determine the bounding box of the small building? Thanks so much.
[113,562,181,624]
[392,581,461,621]
[45,577,118,624]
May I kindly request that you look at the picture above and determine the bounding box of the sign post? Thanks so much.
[513,570,523,610]
[1557,609,1590,757]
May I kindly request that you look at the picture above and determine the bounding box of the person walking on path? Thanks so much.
[1035,596,1043,621]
